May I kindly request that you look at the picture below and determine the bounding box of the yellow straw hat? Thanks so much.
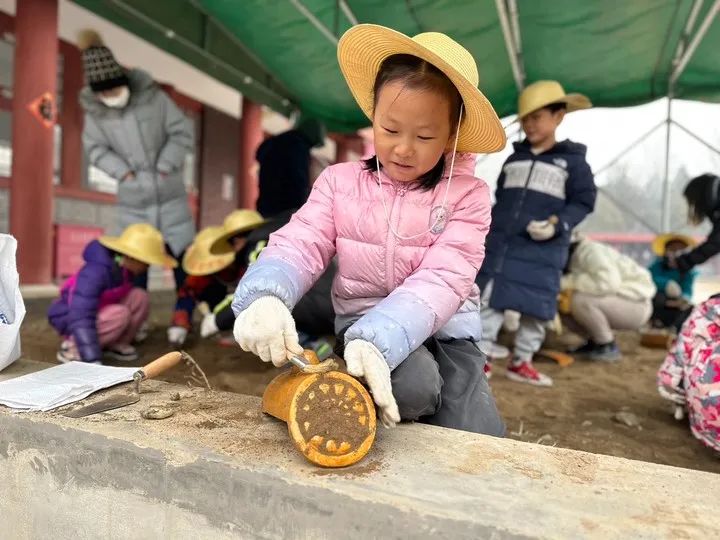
[518,80,592,119]
[651,233,696,256]
[99,223,177,267]
[337,24,506,153]
[209,209,266,255]
[183,226,236,276]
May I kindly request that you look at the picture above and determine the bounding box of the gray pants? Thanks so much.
[479,280,547,361]
[336,332,505,437]
[480,307,547,361]
[563,292,653,344]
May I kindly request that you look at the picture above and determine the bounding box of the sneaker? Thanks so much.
[104,345,139,362]
[506,360,553,387]
[586,341,621,362]
[133,322,150,344]
[483,361,493,380]
[478,341,510,360]
[56,346,81,364]
[567,340,597,354]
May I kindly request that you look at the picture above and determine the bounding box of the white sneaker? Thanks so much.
[133,322,150,344]
[478,341,510,360]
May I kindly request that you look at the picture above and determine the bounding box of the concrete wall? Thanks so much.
[0,359,717,539]
[0,189,115,234]
[54,196,116,231]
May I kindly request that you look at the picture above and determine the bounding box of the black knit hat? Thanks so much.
[77,29,128,92]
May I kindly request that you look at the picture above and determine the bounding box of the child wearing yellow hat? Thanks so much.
[48,223,176,364]
[648,233,698,332]
[477,80,596,386]
[231,24,505,435]
[167,210,265,346]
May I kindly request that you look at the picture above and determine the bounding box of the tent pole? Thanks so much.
[672,120,720,156]
[339,0,359,25]
[289,0,340,44]
[661,94,673,233]
[495,0,525,90]
[671,0,720,84]
[593,120,666,176]
[107,0,292,106]
[674,0,705,62]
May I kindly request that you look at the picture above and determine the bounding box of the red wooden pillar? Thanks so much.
[238,97,263,209]
[10,0,59,284]
[59,41,83,190]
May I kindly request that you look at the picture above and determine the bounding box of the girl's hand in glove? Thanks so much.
[527,219,556,241]
[233,296,303,367]
[344,340,401,428]
[665,280,682,299]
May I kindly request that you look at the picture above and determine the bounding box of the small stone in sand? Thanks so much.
[170,392,181,401]
[141,406,175,420]
[581,420,593,428]
[536,434,554,445]
[613,411,640,428]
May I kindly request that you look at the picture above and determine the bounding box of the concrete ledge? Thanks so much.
[1,361,717,539]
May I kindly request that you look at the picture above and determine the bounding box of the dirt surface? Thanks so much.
[20,292,720,474]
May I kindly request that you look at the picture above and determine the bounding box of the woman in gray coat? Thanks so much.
[78,31,196,346]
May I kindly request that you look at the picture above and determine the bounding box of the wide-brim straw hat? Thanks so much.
[183,226,236,276]
[518,80,592,119]
[337,24,506,154]
[99,223,177,267]
[209,209,266,255]
[651,233,696,256]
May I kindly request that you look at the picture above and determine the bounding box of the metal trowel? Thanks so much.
[63,351,187,418]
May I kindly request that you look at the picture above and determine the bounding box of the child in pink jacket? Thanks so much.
[232,24,505,435]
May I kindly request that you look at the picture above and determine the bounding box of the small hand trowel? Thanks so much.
[63,351,187,418]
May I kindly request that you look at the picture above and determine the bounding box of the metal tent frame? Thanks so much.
[495,0,720,234]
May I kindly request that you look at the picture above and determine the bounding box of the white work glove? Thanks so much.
[200,313,219,338]
[665,280,682,299]
[167,326,188,346]
[503,310,521,332]
[344,340,401,428]
[527,220,556,242]
[233,296,303,367]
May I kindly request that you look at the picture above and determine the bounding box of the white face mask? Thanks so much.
[100,86,130,109]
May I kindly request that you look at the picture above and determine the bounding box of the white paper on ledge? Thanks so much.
[0,361,137,411]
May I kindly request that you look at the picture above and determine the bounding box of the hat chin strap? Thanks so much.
[376,105,464,241]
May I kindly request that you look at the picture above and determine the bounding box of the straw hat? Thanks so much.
[209,209,266,255]
[651,233,696,256]
[518,80,591,119]
[337,24,506,153]
[183,226,236,276]
[99,223,177,267]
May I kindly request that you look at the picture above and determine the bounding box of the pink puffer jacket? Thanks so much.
[232,153,492,369]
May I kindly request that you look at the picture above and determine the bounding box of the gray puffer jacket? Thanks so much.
[80,69,195,255]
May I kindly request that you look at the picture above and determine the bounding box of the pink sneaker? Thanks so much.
[506,360,553,387]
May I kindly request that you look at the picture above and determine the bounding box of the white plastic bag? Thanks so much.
[0,235,25,371]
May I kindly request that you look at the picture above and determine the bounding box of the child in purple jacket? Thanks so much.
[48,223,176,364]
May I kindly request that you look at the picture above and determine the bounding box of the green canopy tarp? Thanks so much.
[73,0,720,132]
